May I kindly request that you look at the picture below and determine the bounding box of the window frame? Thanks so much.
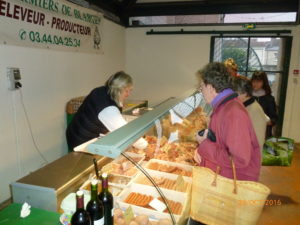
[210,35,293,136]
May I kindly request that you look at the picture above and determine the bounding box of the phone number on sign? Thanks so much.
[19,30,81,47]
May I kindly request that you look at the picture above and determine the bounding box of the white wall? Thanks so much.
[0,19,125,203]
[125,25,300,141]
[282,26,300,141]
[125,27,210,105]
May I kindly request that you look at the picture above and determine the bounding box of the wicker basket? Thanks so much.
[66,96,85,114]
[191,166,270,225]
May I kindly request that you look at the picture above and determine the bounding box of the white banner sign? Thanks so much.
[0,0,103,53]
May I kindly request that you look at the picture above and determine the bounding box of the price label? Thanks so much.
[175,175,185,192]
[124,206,135,225]
[149,198,167,212]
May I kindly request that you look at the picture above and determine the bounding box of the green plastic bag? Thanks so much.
[262,137,294,166]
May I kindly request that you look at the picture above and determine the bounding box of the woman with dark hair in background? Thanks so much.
[251,71,278,138]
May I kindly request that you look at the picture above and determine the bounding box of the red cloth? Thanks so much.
[198,96,261,181]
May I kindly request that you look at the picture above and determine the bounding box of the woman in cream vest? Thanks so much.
[233,76,269,151]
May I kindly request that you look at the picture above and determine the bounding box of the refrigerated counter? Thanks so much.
[11,153,112,212]
[6,148,300,225]
[8,91,300,224]
[10,92,207,225]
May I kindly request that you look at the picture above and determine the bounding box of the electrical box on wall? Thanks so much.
[7,67,22,90]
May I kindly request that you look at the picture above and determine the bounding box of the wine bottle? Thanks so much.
[71,190,91,225]
[98,173,113,225]
[86,179,104,225]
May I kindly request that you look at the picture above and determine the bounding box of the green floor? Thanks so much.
[0,203,61,225]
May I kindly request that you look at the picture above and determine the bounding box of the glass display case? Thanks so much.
[11,91,211,225]
[87,92,211,159]
[9,92,299,225]
[84,92,211,225]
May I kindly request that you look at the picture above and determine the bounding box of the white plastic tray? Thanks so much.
[116,183,188,222]
[102,152,145,178]
[131,169,192,193]
[113,152,145,165]
[79,176,123,197]
[144,159,193,177]
[101,152,145,179]
[108,174,131,189]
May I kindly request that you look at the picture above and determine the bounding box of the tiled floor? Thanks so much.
[258,142,300,224]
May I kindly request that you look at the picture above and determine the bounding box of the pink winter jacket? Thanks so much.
[198,95,261,181]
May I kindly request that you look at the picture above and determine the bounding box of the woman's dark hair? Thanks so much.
[251,71,272,95]
[197,62,232,93]
[232,76,253,97]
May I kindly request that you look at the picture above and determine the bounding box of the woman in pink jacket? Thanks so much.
[194,62,261,182]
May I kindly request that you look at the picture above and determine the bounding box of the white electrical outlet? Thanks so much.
[7,67,22,90]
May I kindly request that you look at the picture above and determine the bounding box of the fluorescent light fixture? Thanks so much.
[87,97,184,158]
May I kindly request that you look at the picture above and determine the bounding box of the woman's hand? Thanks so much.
[194,150,202,164]
[196,129,208,144]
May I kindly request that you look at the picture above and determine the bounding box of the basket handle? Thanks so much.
[211,156,238,194]
[230,156,238,194]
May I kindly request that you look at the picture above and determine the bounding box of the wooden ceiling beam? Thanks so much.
[87,0,119,14]
[125,1,298,17]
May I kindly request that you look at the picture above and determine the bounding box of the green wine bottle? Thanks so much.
[71,191,91,225]
[86,180,104,225]
[98,173,113,225]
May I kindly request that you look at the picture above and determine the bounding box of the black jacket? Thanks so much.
[66,86,121,149]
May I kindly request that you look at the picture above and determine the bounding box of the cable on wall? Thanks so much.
[12,91,22,176]
[19,89,48,165]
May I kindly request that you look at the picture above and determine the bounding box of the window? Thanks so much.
[129,12,296,26]
[211,36,292,136]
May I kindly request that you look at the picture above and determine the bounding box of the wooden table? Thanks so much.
[258,143,300,224]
